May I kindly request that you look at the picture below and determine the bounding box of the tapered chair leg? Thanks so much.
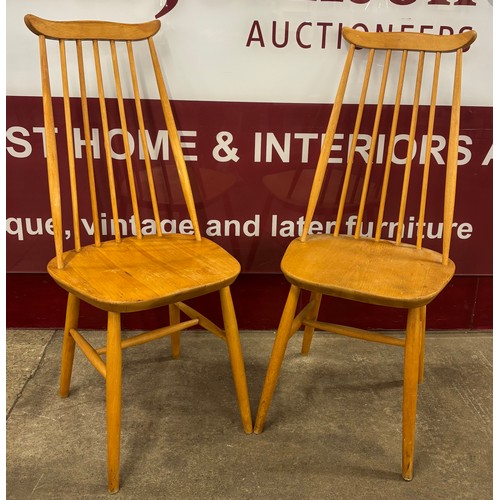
[254,284,301,434]
[220,287,253,434]
[169,303,181,359]
[60,293,80,398]
[106,312,122,494]
[418,306,427,384]
[402,307,422,481]
[301,292,322,355]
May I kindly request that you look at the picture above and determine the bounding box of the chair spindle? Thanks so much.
[301,43,356,241]
[335,48,375,237]
[93,40,121,242]
[39,35,64,269]
[375,50,408,241]
[396,51,425,245]
[442,48,463,265]
[416,52,441,249]
[110,40,142,239]
[354,50,392,239]
[127,41,163,235]
[76,40,101,247]
[59,40,81,252]
[148,37,202,241]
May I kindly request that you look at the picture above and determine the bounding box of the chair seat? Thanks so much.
[281,234,455,308]
[47,234,240,313]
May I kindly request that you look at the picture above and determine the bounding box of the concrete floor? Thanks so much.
[6,329,492,499]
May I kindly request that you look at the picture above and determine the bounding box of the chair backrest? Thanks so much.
[301,27,476,265]
[24,14,202,270]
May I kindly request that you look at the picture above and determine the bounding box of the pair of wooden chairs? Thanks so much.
[24,14,476,492]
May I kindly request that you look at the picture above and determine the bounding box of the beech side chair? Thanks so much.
[24,14,252,493]
[254,27,477,481]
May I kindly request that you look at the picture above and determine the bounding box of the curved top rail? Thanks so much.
[343,27,477,53]
[24,14,161,41]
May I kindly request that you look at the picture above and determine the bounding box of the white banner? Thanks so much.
[7,0,492,105]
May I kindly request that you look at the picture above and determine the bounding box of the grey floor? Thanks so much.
[6,329,492,499]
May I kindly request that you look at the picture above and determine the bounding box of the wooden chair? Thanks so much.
[24,14,253,493]
[254,27,476,480]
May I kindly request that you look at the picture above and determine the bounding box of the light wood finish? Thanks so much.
[282,235,455,309]
[255,27,476,482]
[70,328,107,378]
[300,292,322,354]
[95,320,199,355]
[418,306,427,384]
[402,307,422,480]
[175,301,226,340]
[220,287,253,434]
[169,304,182,359]
[47,235,241,313]
[303,320,406,348]
[289,298,320,343]
[24,14,160,41]
[106,312,122,494]
[343,26,476,52]
[60,293,80,397]
[254,285,301,432]
[25,14,252,492]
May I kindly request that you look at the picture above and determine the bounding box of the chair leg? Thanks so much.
[219,286,253,434]
[418,306,427,384]
[301,291,322,355]
[106,312,122,493]
[169,303,181,359]
[402,307,422,481]
[254,284,301,434]
[60,293,80,398]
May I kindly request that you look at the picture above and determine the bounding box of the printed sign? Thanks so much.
[6,0,492,274]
